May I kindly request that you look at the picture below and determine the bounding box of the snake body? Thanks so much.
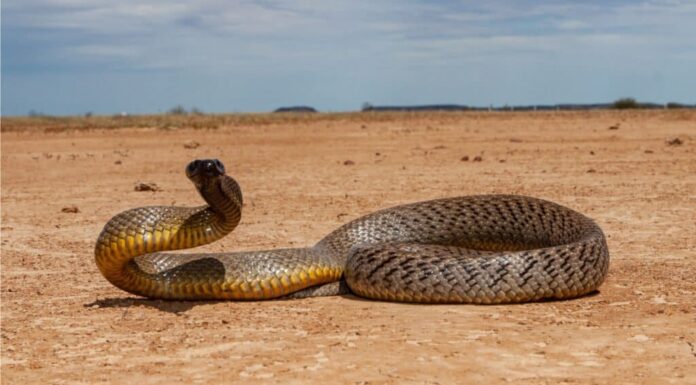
[95,159,609,303]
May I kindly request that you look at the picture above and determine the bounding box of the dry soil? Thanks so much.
[1,111,695,384]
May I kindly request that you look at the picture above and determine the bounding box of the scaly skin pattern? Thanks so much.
[95,160,609,303]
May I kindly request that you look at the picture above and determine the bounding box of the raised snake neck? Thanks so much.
[95,160,609,303]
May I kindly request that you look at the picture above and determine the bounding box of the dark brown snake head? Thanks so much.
[185,159,241,210]
[186,159,226,185]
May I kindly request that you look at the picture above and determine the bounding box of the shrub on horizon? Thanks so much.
[168,105,188,115]
[612,98,639,109]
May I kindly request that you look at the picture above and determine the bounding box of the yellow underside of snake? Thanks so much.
[95,159,609,303]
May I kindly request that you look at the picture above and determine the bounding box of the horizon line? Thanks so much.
[4,99,696,118]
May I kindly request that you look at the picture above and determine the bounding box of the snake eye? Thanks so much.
[213,159,225,174]
[186,160,201,177]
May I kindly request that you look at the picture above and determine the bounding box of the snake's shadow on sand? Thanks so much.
[84,297,210,314]
[84,291,601,315]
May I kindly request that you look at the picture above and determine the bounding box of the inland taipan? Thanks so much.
[95,159,609,303]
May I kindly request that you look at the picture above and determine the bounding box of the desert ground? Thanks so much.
[1,110,695,384]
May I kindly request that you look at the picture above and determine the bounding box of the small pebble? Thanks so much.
[61,205,79,213]
[460,156,469,161]
[134,182,161,192]
[183,141,201,149]
[343,160,355,166]
[473,156,483,162]
[666,137,683,146]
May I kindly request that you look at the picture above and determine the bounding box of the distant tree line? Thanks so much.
[361,98,696,112]
[21,98,695,118]
[608,98,694,109]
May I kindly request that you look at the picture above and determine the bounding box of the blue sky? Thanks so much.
[2,0,695,116]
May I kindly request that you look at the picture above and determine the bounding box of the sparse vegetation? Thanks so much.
[168,105,188,115]
[166,105,206,115]
[28,109,48,117]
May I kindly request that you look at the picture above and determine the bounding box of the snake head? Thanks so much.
[186,159,242,215]
[186,159,226,186]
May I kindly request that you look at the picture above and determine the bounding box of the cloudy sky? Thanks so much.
[2,0,695,115]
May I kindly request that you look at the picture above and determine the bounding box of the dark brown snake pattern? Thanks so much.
[95,159,609,303]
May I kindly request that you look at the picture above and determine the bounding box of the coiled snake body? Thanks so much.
[95,159,609,303]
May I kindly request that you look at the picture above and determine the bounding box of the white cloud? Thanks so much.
[6,0,695,71]
[554,19,590,30]
[3,0,696,114]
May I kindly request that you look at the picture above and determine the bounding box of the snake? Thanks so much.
[95,159,609,303]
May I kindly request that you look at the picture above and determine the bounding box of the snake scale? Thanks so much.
[95,159,609,303]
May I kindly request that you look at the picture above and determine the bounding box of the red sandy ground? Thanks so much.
[1,110,695,384]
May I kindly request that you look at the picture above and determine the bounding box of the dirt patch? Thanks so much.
[2,111,695,384]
